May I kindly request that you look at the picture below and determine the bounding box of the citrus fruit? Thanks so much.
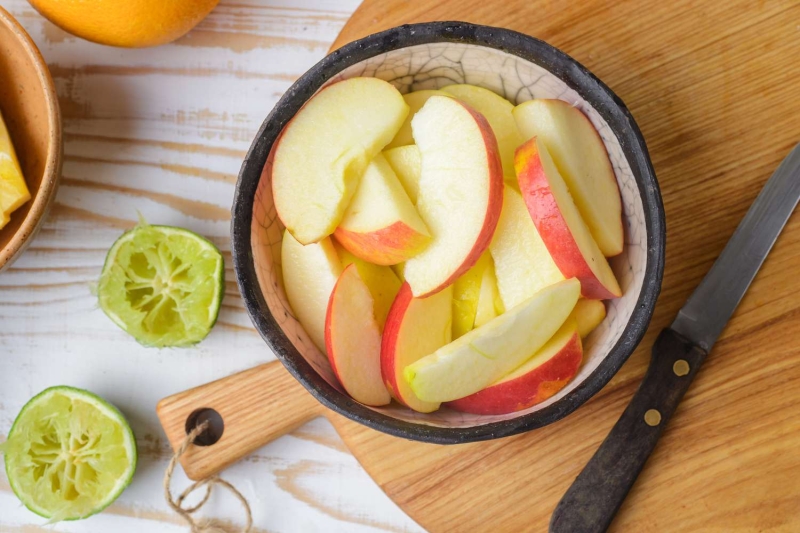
[97,222,224,347]
[0,109,30,230]
[28,0,219,48]
[1,386,137,521]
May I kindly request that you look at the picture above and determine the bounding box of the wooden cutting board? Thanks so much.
[160,1,800,531]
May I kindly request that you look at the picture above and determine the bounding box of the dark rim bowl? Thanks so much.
[232,21,665,444]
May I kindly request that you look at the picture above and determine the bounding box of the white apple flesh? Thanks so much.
[514,99,623,256]
[273,77,409,244]
[403,96,504,297]
[404,278,580,403]
[446,320,583,415]
[325,265,391,406]
[442,84,524,180]
[386,89,450,149]
[473,256,502,328]
[381,283,452,413]
[334,154,430,265]
[490,184,565,310]
[572,299,606,338]
[516,138,622,300]
[333,241,402,331]
[281,230,342,353]
[383,145,422,204]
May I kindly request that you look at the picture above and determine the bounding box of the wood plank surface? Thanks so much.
[0,1,423,532]
[318,1,800,532]
[5,0,800,532]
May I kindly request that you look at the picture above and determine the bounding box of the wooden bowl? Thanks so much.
[0,6,61,271]
[232,22,665,443]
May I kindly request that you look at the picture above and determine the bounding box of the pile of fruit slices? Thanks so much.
[0,110,31,230]
[274,77,623,415]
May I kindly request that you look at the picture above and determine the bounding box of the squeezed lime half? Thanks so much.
[1,386,137,521]
[97,223,224,347]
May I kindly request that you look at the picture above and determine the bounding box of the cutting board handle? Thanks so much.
[157,360,325,480]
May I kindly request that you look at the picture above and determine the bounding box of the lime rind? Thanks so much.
[97,222,224,347]
[1,386,137,521]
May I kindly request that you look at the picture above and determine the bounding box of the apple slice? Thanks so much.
[513,99,623,256]
[383,145,421,204]
[446,320,582,415]
[391,262,405,282]
[572,299,606,338]
[281,230,343,353]
[442,84,523,180]
[403,96,504,297]
[474,257,503,328]
[490,184,565,310]
[386,90,450,149]
[334,154,430,265]
[273,77,409,244]
[325,265,391,406]
[381,283,452,413]
[404,278,580,403]
[333,241,401,330]
[516,138,622,300]
[451,252,491,339]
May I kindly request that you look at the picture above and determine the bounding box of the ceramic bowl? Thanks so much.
[232,22,665,443]
[0,6,61,271]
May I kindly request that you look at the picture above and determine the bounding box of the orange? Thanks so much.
[28,0,219,48]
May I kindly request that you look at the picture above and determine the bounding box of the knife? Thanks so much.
[550,143,800,533]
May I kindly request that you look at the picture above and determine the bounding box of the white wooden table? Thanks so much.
[0,1,424,531]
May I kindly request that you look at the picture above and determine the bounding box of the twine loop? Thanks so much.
[163,421,253,533]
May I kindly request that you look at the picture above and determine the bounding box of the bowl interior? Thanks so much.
[0,7,60,269]
[249,40,648,429]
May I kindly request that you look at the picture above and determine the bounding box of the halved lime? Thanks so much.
[97,222,224,347]
[1,386,137,521]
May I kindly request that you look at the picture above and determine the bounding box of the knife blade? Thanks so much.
[550,142,800,533]
[671,143,800,350]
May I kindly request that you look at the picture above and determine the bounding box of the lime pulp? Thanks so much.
[1,386,137,521]
[97,223,224,347]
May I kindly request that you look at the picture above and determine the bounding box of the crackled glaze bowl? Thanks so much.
[232,22,665,443]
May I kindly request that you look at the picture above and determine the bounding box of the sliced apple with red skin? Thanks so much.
[446,320,582,415]
[404,278,580,403]
[281,230,342,353]
[516,138,621,300]
[333,241,402,330]
[386,90,450,149]
[325,265,391,406]
[381,282,452,413]
[383,145,421,204]
[514,99,623,256]
[403,96,504,297]
[490,184,565,310]
[273,77,409,244]
[334,154,430,265]
[572,299,606,338]
[442,84,523,180]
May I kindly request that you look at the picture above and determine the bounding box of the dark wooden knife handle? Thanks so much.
[549,328,708,533]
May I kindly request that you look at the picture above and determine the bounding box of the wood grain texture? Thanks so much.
[0,1,423,532]
[316,1,800,532]
[158,362,325,480]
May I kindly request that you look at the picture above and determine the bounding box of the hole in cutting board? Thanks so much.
[185,408,224,446]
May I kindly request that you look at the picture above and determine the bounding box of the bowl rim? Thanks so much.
[232,21,666,444]
[0,5,62,271]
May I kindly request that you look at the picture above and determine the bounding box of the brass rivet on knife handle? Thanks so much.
[673,359,690,376]
[644,409,662,427]
[157,360,326,481]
